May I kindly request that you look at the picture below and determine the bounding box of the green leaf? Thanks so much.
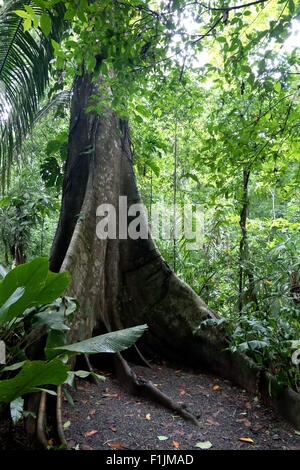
[63,420,71,428]
[32,387,57,396]
[49,325,148,357]
[14,10,30,19]
[23,17,32,32]
[34,271,70,305]
[0,288,25,325]
[0,258,70,325]
[40,13,52,37]
[288,0,295,14]
[10,397,24,424]
[1,361,26,373]
[63,388,74,408]
[195,441,213,449]
[158,436,168,440]
[33,311,70,331]
[274,82,281,93]
[0,265,8,279]
[24,5,35,16]
[0,359,70,404]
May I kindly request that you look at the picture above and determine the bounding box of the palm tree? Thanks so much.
[0,0,65,188]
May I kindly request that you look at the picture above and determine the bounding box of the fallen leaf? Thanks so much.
[245,402,252,409]
[81,444,93,450]
[180,390,186,396]
[109,426,117,432]
[118,395,122,400]
[239,437,254,443]
[157,436,168,441]
[212,408,224,417]
[236,418,251,427]
[48,438,54,446]
[213,385,220,391]
[89,409,96,415]
[195,441,212,449]
[63,421,71,429]
[84,430,98,437]
[206,418,220,426]
[108,442,126,450]
[124,414,134,417]
[175,370,182,373]
[145,413,151,421]
[173,440,180,449]
[173,430,185,435]
[252,423,264,431]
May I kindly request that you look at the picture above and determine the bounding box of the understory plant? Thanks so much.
[197,229,300,392]
[0,257,147,425]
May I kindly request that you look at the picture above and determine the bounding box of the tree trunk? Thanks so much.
[47,71,260,386]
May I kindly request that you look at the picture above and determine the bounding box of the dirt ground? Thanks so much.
[60,362,300,451]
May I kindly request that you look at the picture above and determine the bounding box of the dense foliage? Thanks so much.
[0,0,299,393]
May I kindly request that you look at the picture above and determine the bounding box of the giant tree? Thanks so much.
[1,0,299,443]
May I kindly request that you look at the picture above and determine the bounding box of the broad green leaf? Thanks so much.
[24,5,35,16]
[32,388,57,396]
[14,10,30,19]
[0,288,25,325]
[10,397,24,424]
[1,361,26,372]
[33,271,70,305]
[0,359,70,404]
[40,13,52,37]
[0,265,7,279]
[74,370,105,381]
[0,258,70,325]
[23,17,32,32]
[33,310,70,331]
[274,82,281,93]
[49,325,148,357]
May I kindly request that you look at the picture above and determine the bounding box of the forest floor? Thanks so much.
[61,361,300,451]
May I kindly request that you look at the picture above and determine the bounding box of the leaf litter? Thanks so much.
[62,362,300,450]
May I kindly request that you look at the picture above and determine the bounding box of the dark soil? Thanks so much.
[61,362,300,451]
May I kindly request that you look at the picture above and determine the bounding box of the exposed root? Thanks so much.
[36,391,48,449]
[56,386,67,447]
[84,353,99,385]
[133,344,152,368]
[114,352,200,426]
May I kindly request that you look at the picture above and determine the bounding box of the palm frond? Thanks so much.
[33,89,71,125]
[0,0,66,189]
